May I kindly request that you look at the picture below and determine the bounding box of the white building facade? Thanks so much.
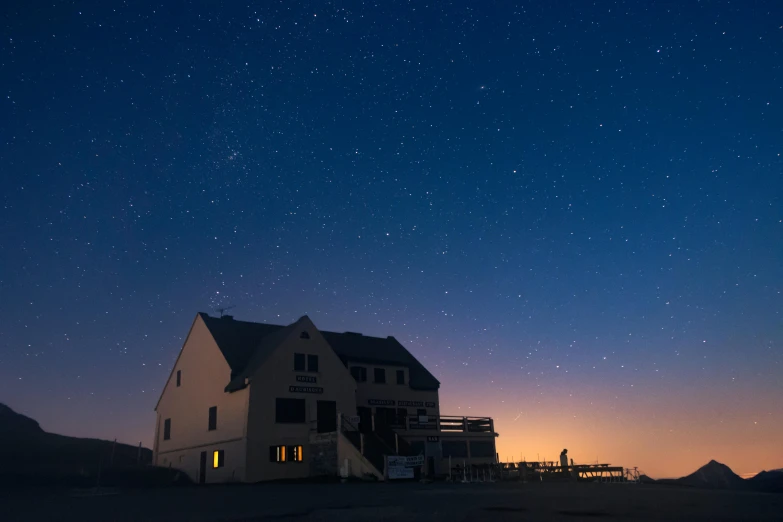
[153,313,498,483]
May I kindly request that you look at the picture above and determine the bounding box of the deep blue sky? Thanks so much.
[1,1,781,477]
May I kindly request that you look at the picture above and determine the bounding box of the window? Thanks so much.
[442,440,468,458]
[176,370,181,387]
[208,406,217,431]
[294,353,305,371]
[275,398,306,423]
[269,445,303,463]
[212,450,224,468]
[417,408,427,417]
[307,354,319,372]
[270,445,287,462]
[396,370,405,385]
[350,366,367,382]
[374,368,386,383]
[289,445,303,462]
[300,331,310,339]
[375,407,396,427]
[470,441,496,458]
[396,408,408,426]
[163,418,171,440]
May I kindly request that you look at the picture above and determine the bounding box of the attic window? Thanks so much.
[300,331,310,339]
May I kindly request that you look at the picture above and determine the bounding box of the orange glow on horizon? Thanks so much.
[440,379,783,478]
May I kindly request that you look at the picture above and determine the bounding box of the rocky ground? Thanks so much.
[5,480,782,521]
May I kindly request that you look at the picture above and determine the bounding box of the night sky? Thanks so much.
[1,1,781,478]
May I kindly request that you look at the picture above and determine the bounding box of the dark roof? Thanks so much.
[224,320,301,392]
[320,331,440,390]
[198,312,285,377]
[198,313,440,391]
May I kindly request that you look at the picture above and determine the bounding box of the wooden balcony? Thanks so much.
[385,415,496,436]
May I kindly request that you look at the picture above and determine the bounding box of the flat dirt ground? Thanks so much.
[4,481,782,521]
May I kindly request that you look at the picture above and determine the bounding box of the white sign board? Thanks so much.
[418,415,429,423]
[344,415,361,425]
[388,455,425,467]
[388,466,414,479]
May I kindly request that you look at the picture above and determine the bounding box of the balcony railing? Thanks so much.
[381,415,495,434]
[439,416,494,433]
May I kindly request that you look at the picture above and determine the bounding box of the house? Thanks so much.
[153,313,498,483]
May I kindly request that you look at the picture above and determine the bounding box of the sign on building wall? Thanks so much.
[388,466,414,479]
[289,385,323,394]
[296,375,317,383]
[388,455,425,467]
[425,401,436,408]
[368,399,395,406]
[398,400,424,407]
[427,436,440,442]
[387,455,423,480]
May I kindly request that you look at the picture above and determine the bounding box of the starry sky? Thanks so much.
[1,1,781,479]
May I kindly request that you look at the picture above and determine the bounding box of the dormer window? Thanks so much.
[300,331,310,339]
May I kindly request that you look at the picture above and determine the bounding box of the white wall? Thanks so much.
[245,317,357,482]
[157,438,246,483]
[154,315,249,483]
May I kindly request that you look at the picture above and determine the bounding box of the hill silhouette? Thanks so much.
[748,469,783,493]
[0,403,45,437]
[0,403,187,488]
[651,460,782,493]
[674,460,746,489]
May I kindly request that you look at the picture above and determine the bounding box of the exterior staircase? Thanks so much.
[338,416,417,479]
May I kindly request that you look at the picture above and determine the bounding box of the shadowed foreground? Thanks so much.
[5,481,782,522]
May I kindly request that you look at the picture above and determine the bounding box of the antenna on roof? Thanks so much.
[216,305,236,318]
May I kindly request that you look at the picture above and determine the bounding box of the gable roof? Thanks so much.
[198,313,440,391]
[198,312,285,378]
[223,318,302,392]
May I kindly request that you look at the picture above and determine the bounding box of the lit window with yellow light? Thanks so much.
[212,450,224,468]
[270,445,286,462]
[292,445,303,462]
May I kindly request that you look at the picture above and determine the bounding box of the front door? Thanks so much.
[358,407,372,433]
[317,400,337,433]
[199,451,207,484]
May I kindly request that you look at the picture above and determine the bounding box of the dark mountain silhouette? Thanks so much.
[674,460,746,489]
[0,402,45,437]
[0,402,150,471]
[0,403,187,488]
[748,469,783,493]
[653,461,782,493]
